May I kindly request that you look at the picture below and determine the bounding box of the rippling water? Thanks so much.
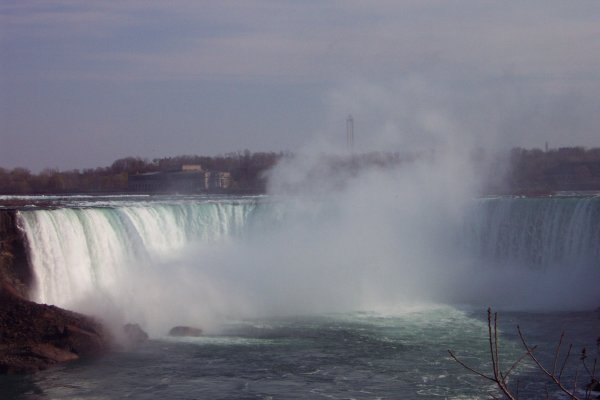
[2,307,598,399]
[2,195,599,398]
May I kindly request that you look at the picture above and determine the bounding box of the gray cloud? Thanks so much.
[1,1,599,170]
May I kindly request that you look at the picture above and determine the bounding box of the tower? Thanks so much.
[346,115,354,151]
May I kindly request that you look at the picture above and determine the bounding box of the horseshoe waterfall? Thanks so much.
[2,194,599,399]
[12,195,600,317]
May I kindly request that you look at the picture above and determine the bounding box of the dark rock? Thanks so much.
[0,210,112,374]
[0,289,112,374]
[123,323,148,345]
[0,210,33,299]
[168,326,203,337]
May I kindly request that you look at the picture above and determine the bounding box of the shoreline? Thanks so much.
[0,289,112,374]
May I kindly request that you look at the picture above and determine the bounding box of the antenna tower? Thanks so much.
[346,115,354,151]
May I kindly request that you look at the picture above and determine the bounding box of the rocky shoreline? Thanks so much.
[0,209,113,374]
[0,289,111,374]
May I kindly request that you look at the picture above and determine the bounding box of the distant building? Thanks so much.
[181,164,203,172]
[128,170,205,193]
[128,165,233,193]
[206,171,232,190]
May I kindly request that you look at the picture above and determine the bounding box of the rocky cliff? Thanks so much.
[0,290,111,373]
[0,209,32,299]
[0,209,112,374]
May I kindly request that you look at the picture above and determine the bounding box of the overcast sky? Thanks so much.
[1,1,600,171]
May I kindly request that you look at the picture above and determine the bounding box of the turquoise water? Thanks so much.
[1,308,598,399]
[1,195,599,399]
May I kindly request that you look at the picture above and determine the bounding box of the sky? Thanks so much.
[1,1,600,171]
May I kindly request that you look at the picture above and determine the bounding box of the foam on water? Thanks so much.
[3,306,595,399]
[13,195,600,336]
[16,198,259,332]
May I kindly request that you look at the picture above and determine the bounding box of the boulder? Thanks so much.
[168,326,203,337]
[123,323,149,345]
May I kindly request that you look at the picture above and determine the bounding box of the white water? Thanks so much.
[14,195,600,335]
[454,196,600,311]
[17,199,259,334]
[467,196,600,270]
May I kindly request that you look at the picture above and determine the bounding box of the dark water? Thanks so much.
[2,195,599,398]
[2,307,598,399]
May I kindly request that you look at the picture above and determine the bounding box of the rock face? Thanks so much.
[0,209,112,374]
[168,326,203,337]
[0,209,33,299]
[0,289,112,374]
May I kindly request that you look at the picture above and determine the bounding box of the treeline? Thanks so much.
[2,147,600,195]
[0,151,283,195]
[504,146,600,193]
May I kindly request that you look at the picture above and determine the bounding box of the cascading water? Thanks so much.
[465,196,600,270]
[13,194,600,332]
[17,199,259,310]
[4,194,600,399]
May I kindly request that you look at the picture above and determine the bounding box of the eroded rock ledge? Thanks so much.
[0,289,112,374]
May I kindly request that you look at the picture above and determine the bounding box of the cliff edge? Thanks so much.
[0,289,111,374]
[0,209,32,299]
[0,209,112,374]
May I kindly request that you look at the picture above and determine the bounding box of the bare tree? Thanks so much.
[448,308,599,400]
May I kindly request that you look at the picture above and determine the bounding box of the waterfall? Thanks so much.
[12,195,600,326]
[17,200,258,308]
[465,196,600,270]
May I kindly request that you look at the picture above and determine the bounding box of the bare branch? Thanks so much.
[553,332,565,376]
[559,344,573,380]
[495,312,504,383]
[449,309,594,400]
[517,326,581,400]
[488,308,498,380]
[504,346,537,378]
[447,350,496,382]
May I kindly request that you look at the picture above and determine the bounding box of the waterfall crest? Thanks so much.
[465,196,600,270]
[17,200,258,307]
[13,195,600,325]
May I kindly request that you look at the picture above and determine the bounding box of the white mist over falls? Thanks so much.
[14,155,600,337]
